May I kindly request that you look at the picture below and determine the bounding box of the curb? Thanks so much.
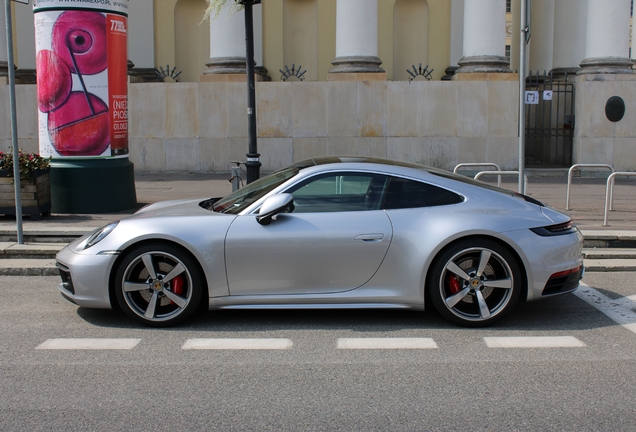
[583,259,636,272]
[0,268,59,276]
[0,259,633,276]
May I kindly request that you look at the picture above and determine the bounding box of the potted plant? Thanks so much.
[0,151,52,220]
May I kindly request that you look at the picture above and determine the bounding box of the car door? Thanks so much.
[224,172,393,296]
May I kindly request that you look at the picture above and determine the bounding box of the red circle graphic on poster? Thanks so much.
[34,0,129,158]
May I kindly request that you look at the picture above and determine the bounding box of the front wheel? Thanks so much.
[114,243,204,327]
[428,239,522,327]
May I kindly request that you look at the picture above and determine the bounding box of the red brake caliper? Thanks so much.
[448,274,461,295]
[170,275,184,305]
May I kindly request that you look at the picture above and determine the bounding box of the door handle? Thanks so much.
[354,233,384,242]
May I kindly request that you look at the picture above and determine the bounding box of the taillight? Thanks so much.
[530,220,577,237]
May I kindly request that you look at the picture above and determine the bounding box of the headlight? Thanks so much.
[84,221,119,249]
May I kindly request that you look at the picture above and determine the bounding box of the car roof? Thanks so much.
[292,156,431,171]
[290,156,545,207]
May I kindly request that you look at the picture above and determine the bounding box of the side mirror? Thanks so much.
[256,193,295,225]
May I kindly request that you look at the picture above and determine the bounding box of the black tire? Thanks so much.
[427,238,522,327]
[114,242,204,327]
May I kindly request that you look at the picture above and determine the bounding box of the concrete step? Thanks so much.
[583,248,636,259]
[0,230,635,261]
[3,244,636,262]
[0,258,631,275]
[1,227,636,247]
[583,259,636,272]
[0,227,93,244]
[580,230,636,249]
[0,259,58,276]
[0,242,66,259]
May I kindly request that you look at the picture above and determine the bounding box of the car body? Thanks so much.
[56,156,584,327]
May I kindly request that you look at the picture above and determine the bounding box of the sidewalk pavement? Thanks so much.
[0,170,635,275]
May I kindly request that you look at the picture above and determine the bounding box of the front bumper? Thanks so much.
[56,245,118,309]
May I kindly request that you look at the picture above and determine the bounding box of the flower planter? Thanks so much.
[0,168,52,220]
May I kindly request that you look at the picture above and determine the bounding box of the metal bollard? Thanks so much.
[230,165,242,192]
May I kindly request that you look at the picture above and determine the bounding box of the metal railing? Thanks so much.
[454,163,502,187]
[474,171,528,190]
[565,164,614,210]
[603,172,636,226]
[229,161,244,192]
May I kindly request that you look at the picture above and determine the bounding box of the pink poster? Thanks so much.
[34,0,129,158]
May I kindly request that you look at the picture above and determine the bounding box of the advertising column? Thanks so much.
[33,0,136,213]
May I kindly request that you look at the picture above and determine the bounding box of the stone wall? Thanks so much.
[127,79,520,173]
[2,76,632,174]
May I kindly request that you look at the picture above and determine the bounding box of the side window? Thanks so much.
[286,172,388,213]
[382,177,463,210]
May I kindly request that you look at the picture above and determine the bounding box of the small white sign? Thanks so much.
[543,90,553,101]
[525,91,539,105]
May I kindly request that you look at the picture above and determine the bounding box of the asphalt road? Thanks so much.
[1,273,636,431]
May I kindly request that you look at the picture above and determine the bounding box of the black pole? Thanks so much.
[241,0,261,183]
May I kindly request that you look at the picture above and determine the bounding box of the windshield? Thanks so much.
[210,166,300,214]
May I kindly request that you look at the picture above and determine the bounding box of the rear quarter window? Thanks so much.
[383,177,463,210]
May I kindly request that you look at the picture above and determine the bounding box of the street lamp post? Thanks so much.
[518,0,530,195]
[238,0,261,183]
[4,0,24,244]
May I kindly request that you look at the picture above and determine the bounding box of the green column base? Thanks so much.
[50,158,137,214]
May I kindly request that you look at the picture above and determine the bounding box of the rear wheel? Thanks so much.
[428,239,521,327]
[114,243,204,327]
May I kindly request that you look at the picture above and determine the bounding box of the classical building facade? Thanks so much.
[1,0,635,173]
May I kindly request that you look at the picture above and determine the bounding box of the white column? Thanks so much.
[15,3,35,70]
[528,0,554,73]
[551,0,587,78]
[449,0,464,67]
[203,3,264,76]
[579,0,633,74]
[128,0,154,69]
[254,4,263,67]
[0,3,8,79]
[329,0,383,74]
[204,2,246,74]
[510,0,520,76]
[457,0,511,73]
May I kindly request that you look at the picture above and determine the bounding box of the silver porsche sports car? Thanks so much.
[56,157,583,327]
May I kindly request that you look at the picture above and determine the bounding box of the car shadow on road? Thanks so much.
[74,292,619,333]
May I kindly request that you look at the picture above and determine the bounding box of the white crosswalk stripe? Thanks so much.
[182,338,293,350]
[337,337,438,349]
[36,338,141,350]
[574,283,636,335]
[34,336,595,350]
[483,336,586,348]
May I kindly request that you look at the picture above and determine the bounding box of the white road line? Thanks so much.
[627,294,636,303]
[337,338,438,349]
[484,336,586,348]
[573,283,636,335]
[36,338,141,350]
[182,338,293,350]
